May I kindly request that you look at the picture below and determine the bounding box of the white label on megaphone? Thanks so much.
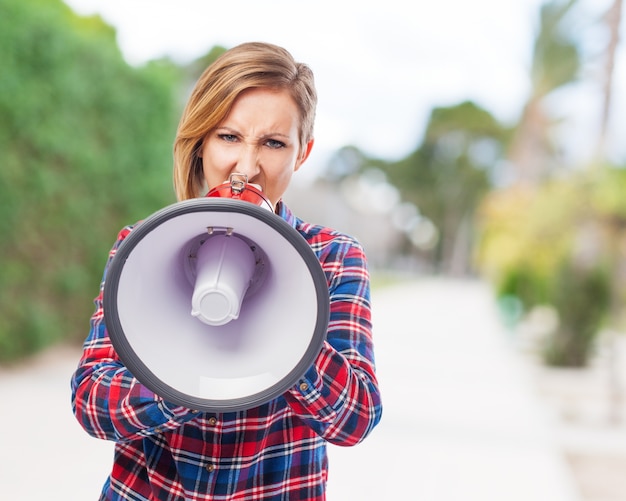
[191,234,256,326]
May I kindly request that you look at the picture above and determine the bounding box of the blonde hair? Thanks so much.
[173,42,317,201]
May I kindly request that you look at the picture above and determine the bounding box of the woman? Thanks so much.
[71,41,382,501]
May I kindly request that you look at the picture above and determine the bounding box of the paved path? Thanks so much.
[0,279,582,500]
[326,279,581,500]
[0,346,113,499]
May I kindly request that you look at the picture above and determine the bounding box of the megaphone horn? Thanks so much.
[103,175,329,413]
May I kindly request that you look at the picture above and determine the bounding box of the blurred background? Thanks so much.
[1,0,626,499]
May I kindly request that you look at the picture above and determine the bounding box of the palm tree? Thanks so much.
[596,0,625,424]
[596,0,623,159]
[507,0,581,186]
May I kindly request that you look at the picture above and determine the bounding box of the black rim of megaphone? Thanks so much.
[103,198,330,414]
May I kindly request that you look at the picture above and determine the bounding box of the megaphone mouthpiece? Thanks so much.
[191,233,256,326]
[207,173,273,211]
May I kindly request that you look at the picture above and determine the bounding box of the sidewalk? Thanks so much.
[0,346,113,499]
[326,278,582,500]
[0,278,594,500]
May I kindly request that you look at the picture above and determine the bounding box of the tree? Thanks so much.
[596,0,623,158]
[507,0,581,185]
[384,101,508,274]
[0,0,181,361]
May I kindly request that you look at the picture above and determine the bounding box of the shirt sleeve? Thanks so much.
[283,236,383,446]
[70,227,200,443]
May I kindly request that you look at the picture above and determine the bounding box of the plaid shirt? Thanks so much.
[71,201,382,500]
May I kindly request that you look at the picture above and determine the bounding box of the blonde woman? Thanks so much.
[71,42,382,501]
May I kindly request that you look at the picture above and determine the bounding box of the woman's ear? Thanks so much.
[294,139,314,172]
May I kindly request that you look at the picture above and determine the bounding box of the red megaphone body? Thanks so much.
[206,173,273,212]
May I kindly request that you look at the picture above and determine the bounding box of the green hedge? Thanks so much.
[0,0,180,362]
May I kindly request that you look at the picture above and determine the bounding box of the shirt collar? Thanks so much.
[275,200,298,230]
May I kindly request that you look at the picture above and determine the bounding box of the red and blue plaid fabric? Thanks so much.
[71,201,382,500]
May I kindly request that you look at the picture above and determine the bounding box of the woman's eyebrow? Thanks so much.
[217,126,291,141]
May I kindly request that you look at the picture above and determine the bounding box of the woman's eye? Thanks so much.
[219,134,238,143]
[266,139,286,149]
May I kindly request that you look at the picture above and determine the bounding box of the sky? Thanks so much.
[62,0,624,177]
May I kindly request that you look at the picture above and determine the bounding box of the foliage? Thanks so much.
[531,0,581,96]
[476,182,579,297]
[588,165,626,220]
[0,0,181,362]
[508,0,582,184]
[186,45,228,81]
[475,169,621,366]
[473,0,624,367]
[382,101,509,273]
[544,259,610,367]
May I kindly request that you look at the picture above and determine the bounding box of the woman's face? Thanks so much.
[200,87,313,209]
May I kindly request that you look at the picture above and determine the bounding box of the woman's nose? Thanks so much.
[235,147,261,180]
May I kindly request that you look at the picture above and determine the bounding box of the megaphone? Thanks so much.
[103,174,330,413]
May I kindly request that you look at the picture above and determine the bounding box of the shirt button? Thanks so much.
[299,382,309,392]
[206,463,215,473]
[208,417,217,426]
